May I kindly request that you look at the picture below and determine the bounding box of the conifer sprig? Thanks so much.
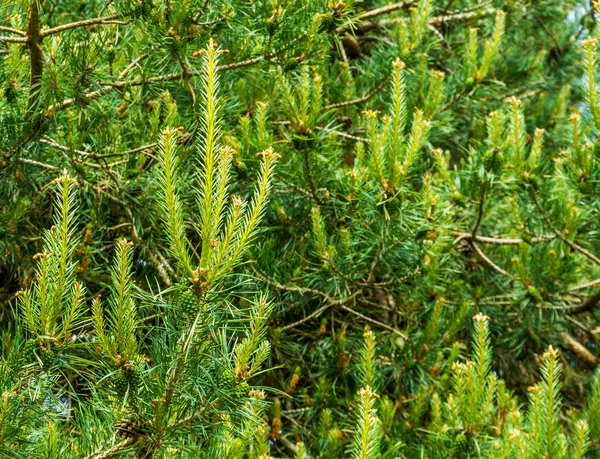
[350,386,382,459]
[157,127,195,279]
[92,239,139,364]
[20,173,84,343]
[477,10,506,80]
[358,328,378,391]
[157,40,279,293]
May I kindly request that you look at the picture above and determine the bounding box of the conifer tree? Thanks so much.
[2,0,600,457]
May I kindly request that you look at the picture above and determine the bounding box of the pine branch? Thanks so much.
[356,6,497,33]
[350,386,382,459]
[569,279,600,292]
[429,7,498,27]
[358,1,413,21]
[157,128,195,279]
[44,55,268,116]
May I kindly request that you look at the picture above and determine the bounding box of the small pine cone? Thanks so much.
[124,368,141,393]
[141,0,153,18]
[114,372,129,397]
[527,285,543,303]
[179,289,199,318]
[4,85,17,104]
[220,369,236,389]
[39,347,57,370]
[452,192,467,208]
[522,173,542,191]
[482,149,504,174]
[265,16,278,36]
[453,433,470,454]
[234,381,250,397]
[318,13,336,33]
[23,339,39,364]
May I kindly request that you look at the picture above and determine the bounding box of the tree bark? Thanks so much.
[26,0,44,117]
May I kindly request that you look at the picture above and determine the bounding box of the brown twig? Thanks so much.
[252,268,324,297]
[569,278,600,292]
[428,7,497,27]
[569,288,600,316]
[19,158,58,170]
[254,268,360,330]
[86,143,158,160]
[340,305,408,338]
[0,25,26,36]
[530,192,600,266]
[356,6,496,33]
[472,242,512,278]
[83,437,137,459]
[0,36,28,43]
[336,1,415,33]
[41,14,130,37]
[315,126,368,143]
[471,180,487,238]
[562,332,598,367]
[282,302,337,331]
[451,231,556,245]
[324,74,391,110]
[44,55,270,115]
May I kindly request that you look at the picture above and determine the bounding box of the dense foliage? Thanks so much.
[2,0,600,457]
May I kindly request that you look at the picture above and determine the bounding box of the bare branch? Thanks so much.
[0,26,26,36]
[325,74,391,110]
[83,438,137,459]
[337,1,414,33]
[282,302,336,331]
[0,36,27,43]
[451,231,556,245]
[44,55,270,115]
[472,242,513,278]
[20,158,58,170]
[562,332,598,367]
[218,56,265,72]
[337,1,416,33]
[356,6,497,33]
[340,305,408,338]
[316,126,369,143]
[472,180,487,238]
[118,54,149,79]
[41,14,130,37]
[569,278,600,292]
[569,288,600,316]
[428,7,497,27]
[530,192,600,266]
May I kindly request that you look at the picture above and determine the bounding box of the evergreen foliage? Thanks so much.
[2,0,600,457]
